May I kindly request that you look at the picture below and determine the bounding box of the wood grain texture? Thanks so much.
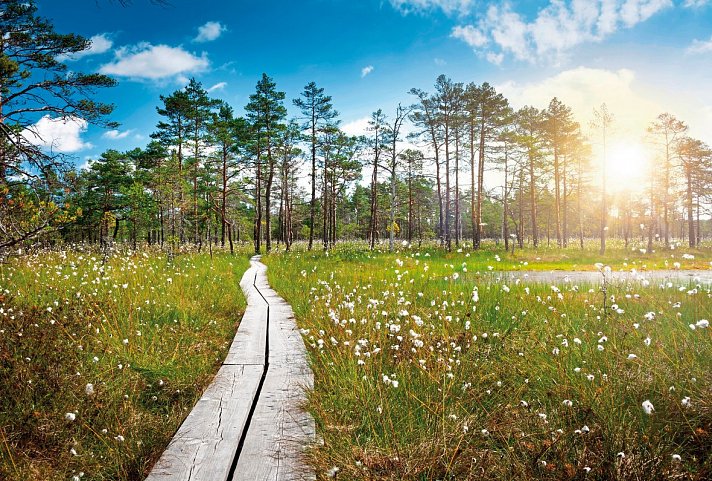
[145,257,314,481]
[145,364,262,481]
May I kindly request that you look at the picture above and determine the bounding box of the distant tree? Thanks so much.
[383,104,411,251]
[293,82,338,250]
[152,88,191,242]
[647,113,688,248]
[78,150,132,246]
[467,82,511,249]
[245,73,286,253]
[677,137,712,247]
[544,98,578,247]
[401,149,425,243]
[409,88,444,243]
[367,109,386,249]
[591,103,614,255]
[184,78,219,245]
[208,103,247,251]
[434,75,461,251]
[515,106,546,248]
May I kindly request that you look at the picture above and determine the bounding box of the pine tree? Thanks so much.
[293,82,337,250]
[245,73,286,253]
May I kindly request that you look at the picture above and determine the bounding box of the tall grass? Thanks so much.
[265,247,711,480]
[0,246,251,480]
[272,238,712,272]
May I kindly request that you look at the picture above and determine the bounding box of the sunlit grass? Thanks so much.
[275,238,712,272]
[0,245,251,480]
[265,246,711,480]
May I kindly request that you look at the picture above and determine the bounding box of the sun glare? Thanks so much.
[604,140,650,193]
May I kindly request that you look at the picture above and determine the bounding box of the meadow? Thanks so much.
[0,246,250,481]
[265,242,712,480]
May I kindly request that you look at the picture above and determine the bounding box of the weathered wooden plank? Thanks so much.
[146,256,314,481]
[223,303,267,365]
[231,364,315,481]
[145,364,263,481]
[230,260,314,481]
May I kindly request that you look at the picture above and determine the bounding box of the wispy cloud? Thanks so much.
[683,0,709,7]
[389,0,474,16]
[443,1,673,64]
[361,65,374,78]
[57,33,113,61]
[194,21,227,42]
[687,35,712,54]
[99,43,209,80]
[102,129,133,140]
[207,81,227,92]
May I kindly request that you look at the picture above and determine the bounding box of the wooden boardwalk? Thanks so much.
[145,256,314,481]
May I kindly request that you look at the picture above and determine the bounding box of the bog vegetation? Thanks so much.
[0,247,249,480]
[265,244,711,480]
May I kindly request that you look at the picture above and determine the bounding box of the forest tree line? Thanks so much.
[2,1,711,256]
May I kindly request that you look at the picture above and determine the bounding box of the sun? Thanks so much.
[604,140,651,193]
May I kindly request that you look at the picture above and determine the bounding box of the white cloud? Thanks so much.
[341,117,371,137]
[389,0,474,15]
[361,65,374,78]
[102,129,133,140]
[99,43,209,80]
[498,67,662,139]
[451,1,673,63]
[683,0,709,7]
[451,24,488,48]
[207,81,227,92]
[194,21,226,42]
[22,115,92,153]
[687,35,712,54]
[57,33,113,61]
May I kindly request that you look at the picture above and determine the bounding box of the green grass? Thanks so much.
[0,246,251,480]
[264,246,712,480]
[276,238,712,272]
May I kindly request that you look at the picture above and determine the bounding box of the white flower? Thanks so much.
[327,466,340,478]
[64,412,76,422]
[617,451,625,459]
[671,454,682,462]
[642,400,655,415]
[627,354,637,360]
[562,399,573,407]
[681,396,691,408]
[696,319,709,329]
[85,383,94,396]
[115,435,125,442]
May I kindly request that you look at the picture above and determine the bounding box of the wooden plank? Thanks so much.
[145,364,263,481]
[231,261,315,481]
[223,303,267,365]
[231,364,315,481]
[224,263,268,366]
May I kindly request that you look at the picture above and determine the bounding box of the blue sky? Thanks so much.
[30,0,712,165]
